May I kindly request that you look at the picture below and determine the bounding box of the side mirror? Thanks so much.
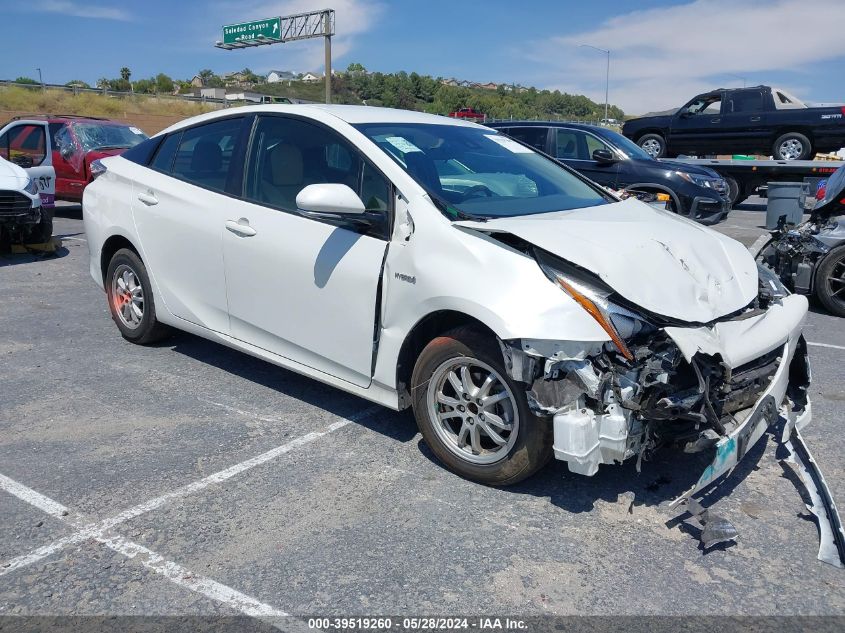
[296,183,366,216]
[592,148,616,163]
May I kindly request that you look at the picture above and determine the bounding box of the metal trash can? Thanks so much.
[766,181,806,228]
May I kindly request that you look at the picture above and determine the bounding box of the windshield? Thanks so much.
[73,123,148,151]
[354,123,609,219]
[601,128,654,161]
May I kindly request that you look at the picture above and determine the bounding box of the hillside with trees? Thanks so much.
[8,64,624,122]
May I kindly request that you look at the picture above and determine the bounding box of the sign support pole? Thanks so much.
[324,10,332,104]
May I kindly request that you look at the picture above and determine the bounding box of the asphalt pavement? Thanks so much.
[1,201,843,622]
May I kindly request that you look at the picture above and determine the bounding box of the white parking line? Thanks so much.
[808,341,845,352]
[0,405,380,580]
[0,473,287,617]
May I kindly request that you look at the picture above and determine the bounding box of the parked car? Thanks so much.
[757,164,845,317]
[0,155,49,244]
[34,115,148,202]
[487,121,730,224]
[448,107,485,121]
[0,117,56,211]
[84,105,811,500]
[622,86,845,160]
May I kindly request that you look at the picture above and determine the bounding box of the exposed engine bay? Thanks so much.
[756,163,845,318]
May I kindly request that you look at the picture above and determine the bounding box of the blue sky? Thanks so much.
[4,0,845,114]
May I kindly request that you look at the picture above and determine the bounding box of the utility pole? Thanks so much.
[324,9,332,104]
[36,68,43,90]
[580,44,610,122]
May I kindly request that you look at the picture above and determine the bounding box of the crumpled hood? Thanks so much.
[454,198,758,323]
[0,156,29,190]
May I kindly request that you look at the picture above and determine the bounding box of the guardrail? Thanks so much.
[0,80,231,106]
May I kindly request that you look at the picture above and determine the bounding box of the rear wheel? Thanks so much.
[773,132,812,160]
[106,248,171,344]
[411,327,552,486]
[815,246,845,317]
[638,134,666,158]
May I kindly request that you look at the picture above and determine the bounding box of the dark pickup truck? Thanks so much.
[623,86,845,161]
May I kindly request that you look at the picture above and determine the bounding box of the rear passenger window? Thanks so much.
[505,127,548,152]
[150,133,181,172]
[171,118,243,192]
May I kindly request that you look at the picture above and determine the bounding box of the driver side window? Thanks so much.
[245,116,390,216]
[685,96,722,115]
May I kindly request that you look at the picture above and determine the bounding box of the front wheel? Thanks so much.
[638,133,666,158]
[411,327,552,486]
[773,132,812,160]
[106,248,171,344]
[815,246,845,317]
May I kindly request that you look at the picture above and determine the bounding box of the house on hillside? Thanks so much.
[267,70,296,83]
[301,72,321,83]
[478,82,498,91]
[441,78,460,87]
[190,75,205,88]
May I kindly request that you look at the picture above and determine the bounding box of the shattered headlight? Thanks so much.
[537,254,654,361]
[675,171,718,188]
[757,261,789,300]
[23,178,38,196]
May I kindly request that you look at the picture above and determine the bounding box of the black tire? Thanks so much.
[724,176,740,207]
[410,326,552,486]
[26,209,53,244]
[814,246,845,317]
[105,248,171,344]
[637,133,666,158]
[773,132,812,161]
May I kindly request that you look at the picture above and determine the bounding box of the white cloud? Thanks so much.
[524,0,845,115]
[211,0,384,74]
[32,0,132,20]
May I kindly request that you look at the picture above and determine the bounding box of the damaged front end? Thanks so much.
[500,250,811,479]
[497,247,845,565]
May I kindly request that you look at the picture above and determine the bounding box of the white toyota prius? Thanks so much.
[83,105,814,502]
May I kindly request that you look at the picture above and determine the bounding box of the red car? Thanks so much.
[448,107,485,121]
[46,116,148,201]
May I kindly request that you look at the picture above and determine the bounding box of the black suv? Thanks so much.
[486,121,731,224]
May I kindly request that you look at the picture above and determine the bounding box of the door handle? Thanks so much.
[710,118,721,123]
[225,218,257,237]
[137,191,158,206]
[750,116,761,122]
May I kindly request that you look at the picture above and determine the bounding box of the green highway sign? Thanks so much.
[223,17,281,44]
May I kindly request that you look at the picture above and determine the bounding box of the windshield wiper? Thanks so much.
[427,191,487,222]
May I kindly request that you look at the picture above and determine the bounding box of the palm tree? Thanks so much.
[120,67,131,81]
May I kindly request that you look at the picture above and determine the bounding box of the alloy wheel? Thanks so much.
[641,138,662,157]
[427,357,519,465]
[778,138,804,160]
[112,264,144,329]
[824,256,845,312]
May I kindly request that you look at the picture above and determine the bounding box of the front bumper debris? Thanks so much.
[501,292,845,566]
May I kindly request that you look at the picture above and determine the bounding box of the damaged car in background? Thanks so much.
[756,163,845,318]
[82,106,843,566]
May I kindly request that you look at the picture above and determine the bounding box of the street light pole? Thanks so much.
[324,9,332,104]
[36,68,43,89]
[580,44,610,122]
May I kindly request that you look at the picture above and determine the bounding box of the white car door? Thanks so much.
[0,119,56,208]
[130,116,249,334]
[222,115,391,387]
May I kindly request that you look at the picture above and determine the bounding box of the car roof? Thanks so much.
[486,120,608,133]
[157,104,481,136]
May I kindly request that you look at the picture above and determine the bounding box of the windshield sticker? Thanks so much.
[484,134,533,153]
[385,136,422,154]
[129,126,144,135]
